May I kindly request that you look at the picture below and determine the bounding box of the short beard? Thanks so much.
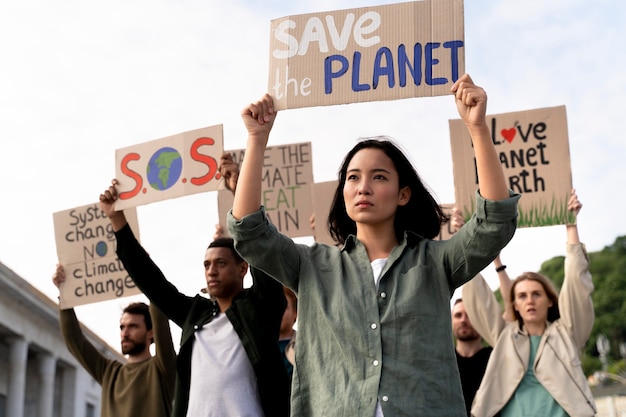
[455,333,481,342]
[122,341,146,356]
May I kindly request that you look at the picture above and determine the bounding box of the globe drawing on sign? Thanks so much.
[95,241,108,257]
[147,147,183,191]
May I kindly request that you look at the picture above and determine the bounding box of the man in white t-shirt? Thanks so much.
[99,181,290,417]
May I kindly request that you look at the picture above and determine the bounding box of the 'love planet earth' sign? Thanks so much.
[450,105,574,228]
[269,0,465,110]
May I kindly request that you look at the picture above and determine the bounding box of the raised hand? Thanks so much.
[241,93,277,145]
[99,179,128,231]
[451,73,487,128]
[218,152,240,193]
[52,263,66,290]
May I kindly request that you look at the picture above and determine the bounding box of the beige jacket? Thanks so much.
[463,243,596,417]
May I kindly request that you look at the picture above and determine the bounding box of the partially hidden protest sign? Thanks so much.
[435,204,457,241]
[269,0,464,110]
[218,142,314,238]
[450,105,573,228]
[114,124,224,210]
[53,203,141,309]
[311,180,339,246]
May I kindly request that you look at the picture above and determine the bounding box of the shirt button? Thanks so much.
[370,323,377,330]
[382,396,389,402]
[373,360,379,366]
[380,292,387,299]
[194,324,199,330]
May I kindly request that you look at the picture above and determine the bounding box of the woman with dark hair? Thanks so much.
[228,73,519,417]
[463,190,597,417]
[328,137,448,245]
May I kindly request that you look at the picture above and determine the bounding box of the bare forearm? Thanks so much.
[233,94,276,219]
[566,224,580,245]
[232,139,266,219]
[469,123,509,200]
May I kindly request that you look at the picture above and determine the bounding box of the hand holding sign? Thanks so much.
[219,152,240,193]
[52,263,66,290]
[240,93,277,145]
[451,74,487,129]
[99,179,129,232]
[452,74,509,202]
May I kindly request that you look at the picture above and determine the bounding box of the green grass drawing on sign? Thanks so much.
[517,192,575,227]
[457,192,575,228]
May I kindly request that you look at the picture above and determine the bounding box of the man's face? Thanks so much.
[452,301,480,342]
[203,247,246,300]
[119,313,152,355]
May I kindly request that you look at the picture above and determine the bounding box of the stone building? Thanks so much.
[0,261,124,417]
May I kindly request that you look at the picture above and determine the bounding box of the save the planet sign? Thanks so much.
[268,0,464,110]
[114,124,224,210]
[450,106,574,227]
[53,204,141,308]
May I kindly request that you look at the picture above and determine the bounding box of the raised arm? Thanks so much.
[462,273,506,347]
[99,179,128,232]
[219,151,240,194]
[232,94,277,220]
[150,304,177,385]
[493,254,515,322]
[100,181,195,327]
[559,189,594,347]
[450,207,513,321]
[451,74,508,201]
[566,189,582,245]
[53,265,111,383]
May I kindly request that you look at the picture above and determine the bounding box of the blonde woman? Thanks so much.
[463,190,596,417]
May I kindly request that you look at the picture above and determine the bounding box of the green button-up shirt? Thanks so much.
[228,191,519,417]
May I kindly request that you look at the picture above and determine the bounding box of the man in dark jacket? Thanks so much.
[99,180,289,417]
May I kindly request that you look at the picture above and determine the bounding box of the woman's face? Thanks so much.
[343,148,410,228]
[513,279,553,326]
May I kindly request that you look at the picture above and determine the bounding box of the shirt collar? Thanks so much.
[341,230,423,253]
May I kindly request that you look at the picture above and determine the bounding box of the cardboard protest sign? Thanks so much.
[114,125,224,210]
[53,204,141,309]
[218,142,314,238]
[450,105,573,227]
[434,204,457,240]
[311,180,339,246]
[269,0,464,110]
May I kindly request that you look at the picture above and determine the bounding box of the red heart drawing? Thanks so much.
[501,128,516,143]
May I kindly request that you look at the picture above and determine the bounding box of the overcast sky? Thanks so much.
[1,0,624,351]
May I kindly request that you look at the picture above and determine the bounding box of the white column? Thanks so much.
[7,336,28,417]
[38,352,56,417]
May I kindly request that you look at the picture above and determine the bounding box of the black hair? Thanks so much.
[328,137,448,245]
[208,237,245,264]
[123,302,152,331]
